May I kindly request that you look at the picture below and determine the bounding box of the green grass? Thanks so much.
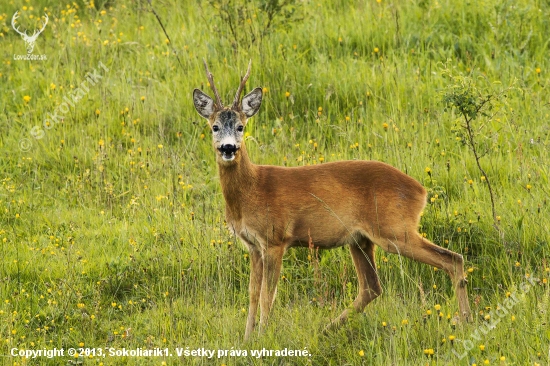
[1,0,549,364]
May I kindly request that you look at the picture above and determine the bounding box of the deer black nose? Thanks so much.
[218,144,238,154]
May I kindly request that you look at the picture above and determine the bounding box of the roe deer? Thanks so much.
[193,60,472,340]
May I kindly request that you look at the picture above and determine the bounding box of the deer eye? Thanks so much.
[212,125,219,132]
[237,125,244,132]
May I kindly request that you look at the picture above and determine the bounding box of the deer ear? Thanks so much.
[241,88,262,118]
[193,89,215,119]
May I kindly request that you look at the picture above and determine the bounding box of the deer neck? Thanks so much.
[218,143,257,220]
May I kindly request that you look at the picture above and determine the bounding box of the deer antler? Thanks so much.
[202,59,224,110]
[31,13,48,38]
[11,11,28,37]
[232,60,252,111]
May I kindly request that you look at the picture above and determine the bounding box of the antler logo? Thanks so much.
[11,11,48,54]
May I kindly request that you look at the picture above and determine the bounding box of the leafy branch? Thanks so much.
[441,64,516,232]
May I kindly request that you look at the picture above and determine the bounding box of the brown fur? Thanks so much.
[218,140,472,339]
[192,64,471,340]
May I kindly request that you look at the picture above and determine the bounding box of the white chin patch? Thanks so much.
[221,154,235,161]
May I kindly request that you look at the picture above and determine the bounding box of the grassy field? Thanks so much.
[1,0,549,364]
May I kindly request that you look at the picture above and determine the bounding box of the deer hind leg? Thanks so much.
[244,246,263,340]
[258,245,285,334]
[379,232,472,321]
[327,237,382,330]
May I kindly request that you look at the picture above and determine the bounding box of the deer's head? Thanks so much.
[193,60,262,164]
[12,11,48,54]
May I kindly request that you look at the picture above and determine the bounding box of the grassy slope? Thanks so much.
[0,0,549,364]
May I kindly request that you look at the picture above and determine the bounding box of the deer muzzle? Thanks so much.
[218,144,239,161]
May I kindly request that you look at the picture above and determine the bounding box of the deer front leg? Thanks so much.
[258,245,285,334]
[244,246,263,340]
